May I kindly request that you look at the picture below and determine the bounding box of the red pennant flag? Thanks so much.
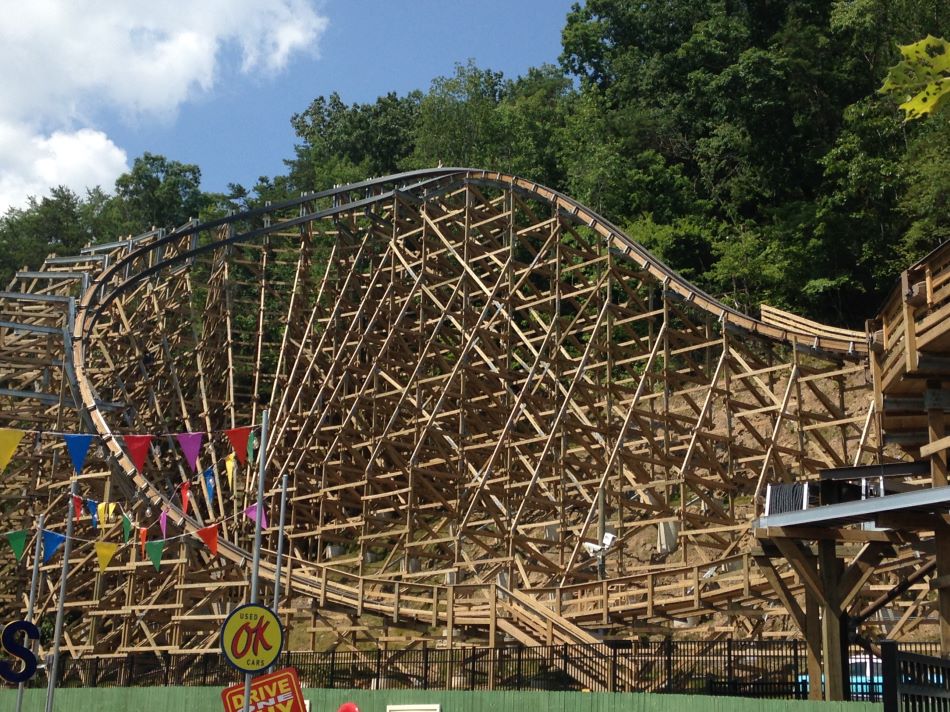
[139,527,147,558]
[225,426,252,465]
[72,495,83,520]
[181,482,190,516]
[124,434,153,471]
[196,525,218,556]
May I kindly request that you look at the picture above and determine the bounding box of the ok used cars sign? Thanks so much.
[221,666,306,712]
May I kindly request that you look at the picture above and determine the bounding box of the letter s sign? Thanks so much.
[0,620,40,684]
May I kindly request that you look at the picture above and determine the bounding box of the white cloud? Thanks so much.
[0,124,129,212]
[0,0,328,212]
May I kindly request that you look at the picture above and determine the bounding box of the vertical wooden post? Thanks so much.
[819,540,844,701]
[805,591,822,700]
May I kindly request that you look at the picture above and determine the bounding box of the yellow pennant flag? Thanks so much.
[225,452,235,489]
[0,428,25,472]
[95,541,118,572]
[108,503,116,520]
[97,502,109,526]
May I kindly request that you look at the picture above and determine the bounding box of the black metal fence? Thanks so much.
[12,639,941,699]
[882,640,950,711]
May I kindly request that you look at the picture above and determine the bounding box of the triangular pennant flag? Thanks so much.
[63,433,94,475]
[86,499,99,528]
[145,539,164,571]
[197,525,218,556]
[247,432,258,466]
[225,427,252,465]
[0,429,25,472]
[175,432,204,472]
[180,482,190,516]
[42,530,66,563]
[121,515,132,543]
[225,453,235,489]
[139,528,147,558]
[72,495,83,520]
[123,434,153,472]
[94,541,118,572]
[203,467,216,501]
[6,530,28,562]
[108,503,116,520]
[244,502,268,530]
[159,510,168,537]
[97,502,108,527]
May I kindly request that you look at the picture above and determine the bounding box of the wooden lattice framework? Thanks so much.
[0,170,940,669]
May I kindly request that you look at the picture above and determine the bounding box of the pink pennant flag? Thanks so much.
[180,482,190,516]
[159,510,168,537]
[175,432,204,472]
[244,502,268,530]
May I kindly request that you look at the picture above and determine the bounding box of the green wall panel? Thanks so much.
[1,687,883,712]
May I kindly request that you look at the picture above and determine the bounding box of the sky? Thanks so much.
[0,0,576,212]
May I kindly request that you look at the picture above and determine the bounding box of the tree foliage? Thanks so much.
[5,2,950,328]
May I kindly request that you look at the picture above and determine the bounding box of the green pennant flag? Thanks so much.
[247,432,257,465]
[6,530,28,562]
[145,539,165,572]
[121,515,132,544]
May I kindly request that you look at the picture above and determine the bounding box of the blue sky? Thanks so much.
[0,1,576,210]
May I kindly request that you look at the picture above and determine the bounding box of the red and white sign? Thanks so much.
[221,666,306,712]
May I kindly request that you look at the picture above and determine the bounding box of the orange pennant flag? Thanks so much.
[0,428,25,472]
[139,527,147,558]
[196,525,218,556]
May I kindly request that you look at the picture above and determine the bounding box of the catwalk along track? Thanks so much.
[1,169,945,666]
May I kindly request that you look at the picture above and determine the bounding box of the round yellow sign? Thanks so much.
[220,603,283,673]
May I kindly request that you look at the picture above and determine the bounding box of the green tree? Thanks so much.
[113,153,206,233]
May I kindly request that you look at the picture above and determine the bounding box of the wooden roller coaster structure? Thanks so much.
[1,169,948,682]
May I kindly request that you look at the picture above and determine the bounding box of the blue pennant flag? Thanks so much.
[86,498,99,528]
[42,530,66,563]
[203,467,215,501]
[63,434,94,474]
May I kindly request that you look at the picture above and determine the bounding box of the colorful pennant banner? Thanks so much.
[6,530,28,562]
[225,427,252,465]
[42,530,66,563]
[145,539,164,571]
[225,453,236,489]
[123,434,153,472]
[86,499,99,528]
[176,432,204,472]
[244,502,268,530]
[95,542,118,572]
[203,467,216,502]
[181,482,190,516]
[63,434,94,475]
[0,429,25,472]
[197,525,218,556]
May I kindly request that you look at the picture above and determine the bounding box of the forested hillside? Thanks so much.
[2,0,948,327]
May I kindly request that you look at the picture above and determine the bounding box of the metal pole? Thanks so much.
[267,469,289,675]
[272,470,289,612]
[243,409,269,712]
[46,480,76,712]
[15,513,45,712]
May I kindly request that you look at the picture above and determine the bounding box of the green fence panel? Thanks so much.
[1,686,883,712]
